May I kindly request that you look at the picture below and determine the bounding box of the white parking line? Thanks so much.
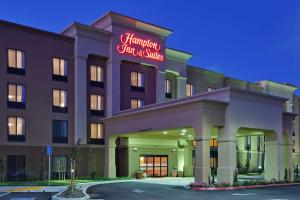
[133,189,144,193]
[10,198,36,200]
[232,193,255,196]
[0,192,10,197]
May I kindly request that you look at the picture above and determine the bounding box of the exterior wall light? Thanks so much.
[172,148,176,152]
[163,131,168,134]
[180,132,186,136]
[181,129,187,133]
[133,147,138,151]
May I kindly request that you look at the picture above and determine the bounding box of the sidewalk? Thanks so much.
[0,177,193,193]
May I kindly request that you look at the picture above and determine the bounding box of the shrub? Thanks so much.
[215,182,231,188]
[190,182,207,187]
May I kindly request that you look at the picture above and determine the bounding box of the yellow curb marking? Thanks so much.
[1,186,45,192]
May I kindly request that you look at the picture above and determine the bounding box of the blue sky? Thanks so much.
[1,0,299,93]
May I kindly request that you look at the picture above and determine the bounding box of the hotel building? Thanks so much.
[0,11,299,184]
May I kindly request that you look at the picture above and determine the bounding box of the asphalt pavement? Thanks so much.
[87,181,300,200]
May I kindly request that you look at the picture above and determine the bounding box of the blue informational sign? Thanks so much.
[47,145,52,155]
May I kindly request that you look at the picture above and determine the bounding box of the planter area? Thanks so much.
[190,181,300,191]
[52,187,89,200]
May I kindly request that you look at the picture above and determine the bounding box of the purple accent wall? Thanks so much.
[120,61,156,110]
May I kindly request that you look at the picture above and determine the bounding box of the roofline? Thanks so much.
[90,11,173,35]
[0,19,74,42]
[187,65,224,77]
[258,80,298,89]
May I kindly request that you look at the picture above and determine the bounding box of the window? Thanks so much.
[52,89,67,112]
[90,65,104,86]
[245,136,251,151]
[90,123,104,139]
[52,120,68,143]
[8,117,25,141]
[8,49,25,69]
[52,58,67,81]
[186,83,195,97]
[210,138,218,148]
[131,98,144,109]
[131,72,144,90]
[165,79,172,98]
[52,156,67,177]
[90,95,103,111]
[7,155,26,181]
[7,84,25,108]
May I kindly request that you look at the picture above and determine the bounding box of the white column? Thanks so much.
[104,136,117,178]
[194,136,211,183]
[176,76,187,98]
[156,71,165,103]
[74,56,87,144]
[217,127,237,184]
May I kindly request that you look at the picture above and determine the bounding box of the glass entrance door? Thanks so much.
[140,155,168,177]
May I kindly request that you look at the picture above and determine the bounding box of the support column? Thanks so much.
[176,76,187,98]
[217,127,237,184]
[264,141,284,180]
[183,141,194,177]
[194,136,211,184]
[104,136,117,178]
[156,71,166,103]
[74,56,88,144]
[106,59,121,117]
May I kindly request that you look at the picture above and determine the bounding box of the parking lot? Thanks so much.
[0,192,54,200]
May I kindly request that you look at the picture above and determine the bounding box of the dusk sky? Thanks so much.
[1,0,299,93]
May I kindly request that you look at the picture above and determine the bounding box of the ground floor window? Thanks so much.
[7,155,25,181]
[140,155,168,177]
[52,156,67,180]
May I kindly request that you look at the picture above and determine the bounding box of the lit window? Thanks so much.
[90,95,104,111]
[53,89,67,108]
[90,65,103,82]
[210,138,218,147]
[165,79,172,98]
[8,84,25,103]
[8,49,25,69]
[8,117,25,136]
[53,58,67,76]
[90,123,104,139]
[131,72,144,87]
[131,99,144,109]
[186,83,195,97]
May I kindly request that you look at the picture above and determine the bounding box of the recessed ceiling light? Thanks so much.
[182,129,187,133]
[163,131,168,134]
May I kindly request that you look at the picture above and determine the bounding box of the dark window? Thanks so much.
[7,155,26,181]
[52,120,68,143]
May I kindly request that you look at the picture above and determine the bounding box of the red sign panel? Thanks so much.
[117,32,164,62]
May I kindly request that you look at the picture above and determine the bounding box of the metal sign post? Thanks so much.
[47,145,53,186]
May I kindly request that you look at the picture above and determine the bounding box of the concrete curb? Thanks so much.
[190,183,300,191]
